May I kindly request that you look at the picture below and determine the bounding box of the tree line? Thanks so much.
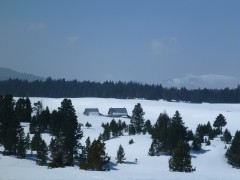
[0,78,240,103]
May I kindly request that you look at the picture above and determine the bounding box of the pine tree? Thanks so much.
[131,103,145,134]
[16,127,26,159]
[192,135,202,151]
[169,140,195,172]
[101,123,111,141]
[110,119,119,138]
[80,139,110,171]
[144,120,152,134]
[25,132,31,150]
[223,128,232,144]
[85,122,92,128]
[213,114,227,133]
[48,132,65,168]
[116,145,126,164]
[31,131,42,152]
[36,139,48,166]
[152,112,170,153]
[58,99,83,166]
[0,95,19,155]
[167,111,187,152]
[225,131,240,168]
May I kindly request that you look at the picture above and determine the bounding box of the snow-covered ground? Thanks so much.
[0,98,240,180]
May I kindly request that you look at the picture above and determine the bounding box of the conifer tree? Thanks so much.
[167,111,187,152]
[152,112,170,153]
[169,140,195,172]
[48,132,65,168]
[58,99,83,166]
[116,145,126,164]
[225,131,240,168]
[131,103,145,134]
[0,95,19,155]
[223,128,232,144]
[31,131,42,152]
[25,132,31,150]
[36,139,48,166]
[16,127,26,159]
[192,135,202,151]
[213,114,227,133]
[80,139,110,171]
[101,123,111,141]
[110,119,119,138]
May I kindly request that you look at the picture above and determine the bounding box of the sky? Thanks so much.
[0,0,239,85]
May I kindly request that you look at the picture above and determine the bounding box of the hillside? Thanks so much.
[0,98,240,180]
[0,67,45,81]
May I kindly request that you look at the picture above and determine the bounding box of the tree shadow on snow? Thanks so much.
[191,149,210,158]
[107,162,118,170]
[123,161,137,165]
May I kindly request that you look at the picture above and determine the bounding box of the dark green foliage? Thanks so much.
[1,79,240,103]
[36,139,48,166]
[48,134,65,168]
[129,139,134,145]
[213,114,227,133]
[49,110,61,136]
[192,135,202,151]
[57,99,83,166]
[29,102,50,134]
[0,95,19,155]
[128,124,136,135]
[110,119,119,138]
[167,111,187,151]
[25,133,30,150]
[186,130,194,141]
[144,120,153,134]
[16,127,27,159]
[31,132,42,151]
[223,129,232,144]
[101,123,111,141]
[15,97,32,122]
[169,140,195,172]
[116,145,126,164]
[80,140,110,171]
[225,131,240,168]
[206,139,211,146]
[85,122,92,128]
[131,103,145,134]
[148,139,161,156]
[101,119,126,140]
[152,112,170,153]
[149,111,189,156]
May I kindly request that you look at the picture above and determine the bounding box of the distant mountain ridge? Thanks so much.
[0,67,45,81]
[163,74,240,89]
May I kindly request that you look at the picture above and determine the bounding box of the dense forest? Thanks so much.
[0,78,239,103]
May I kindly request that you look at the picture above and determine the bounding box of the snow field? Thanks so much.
[0,97,240,180]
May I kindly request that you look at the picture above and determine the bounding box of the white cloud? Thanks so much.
[67,36,79,46]
[29,22,46,31]
[150,37,180,56]
[150,39,165,55]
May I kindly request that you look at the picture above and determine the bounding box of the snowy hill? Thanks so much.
[164,74,240,89]
[1,98,240,180]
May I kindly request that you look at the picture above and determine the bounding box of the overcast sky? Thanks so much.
[0,0,239,84]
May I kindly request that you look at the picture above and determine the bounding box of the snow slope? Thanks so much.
[0,98,240,180]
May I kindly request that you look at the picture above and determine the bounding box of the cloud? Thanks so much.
[67,36,79,46]
[29,22,46,31]
[164,74,240,89]
[150,37,180,56]
[150,39,165,55]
